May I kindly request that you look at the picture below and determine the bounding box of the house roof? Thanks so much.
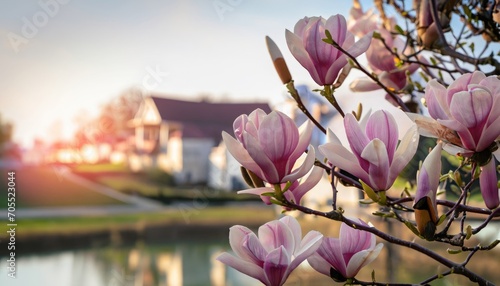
[150,96,271,142]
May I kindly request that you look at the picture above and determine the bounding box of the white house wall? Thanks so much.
[179,138,214,184]
[157,136,183,174]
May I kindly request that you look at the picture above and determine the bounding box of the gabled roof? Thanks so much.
[149,96,271,142]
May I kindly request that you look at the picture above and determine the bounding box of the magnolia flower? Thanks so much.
[414,143,442,238]
[319,110,419,191]
[217,216,323,286]
[422,71,500,155]
[222,109,315,184]
[479,158,499,210]
[348,0,378,38]
[410,71,500,209]
[286,15,372,86]
[348,3,420,94]
[308,219,383,280]
[239,165,324,207]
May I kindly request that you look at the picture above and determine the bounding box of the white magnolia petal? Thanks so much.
[217,253,267,284]
[345,243,383,278]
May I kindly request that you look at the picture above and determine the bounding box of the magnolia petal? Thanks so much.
[258,220,295,255]
[438,118,476,151]
[238,187,274,205]
[479,158,500,210]
[324,54,348,85]
[344,113,370,169]
[317,237,347,277]
[285,29,321,84]
[263,246,290,286]
[388,125,419,185]
[345,30,373,58]
[258,112,299,169]
[238,187,273,196]
[326,128,343,145]
[291,166,324,204]
[222,132,262,178]
[449,90,489,129]
[325,14,348,46]
[477,109,500,152]
[248,108,267,129]
[417,142,442,202]
[233,114,249,142]
[307,252,331,276]
[406,113,440,139]
[279,216,302,252]
[217,253,267,284]
[287,230,323,274]
[350,77,380,92]
[345,243,383,278]
[282,145,315,183]
[442,142,469,156]
[479,76,500,98]
[425,80,450,120]
[340,220,373,257]
[361,139,390,190]
[243,132,280,183]
[294,16,319,36]
[243,233,269,265]
[319,143,369,184]
[365,110,398,163]
[447,72,484,103]
[229,225,256,262]
[288,120,313,166]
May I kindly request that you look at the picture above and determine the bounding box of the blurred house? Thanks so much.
[128,95,270,187]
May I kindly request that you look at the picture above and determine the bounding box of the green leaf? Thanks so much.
[437,214,447,226]
[404,221,421,237]
[469,42,475,53]
[260,192,275,197]
[372,31,381,39]
[394,24,405,35]
[430,57,437,66]
[447,248,462,254]
[463,5,472,19]
[465,225,472,240]
[360,180,379,202]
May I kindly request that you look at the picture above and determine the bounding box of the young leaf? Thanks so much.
[394,24,405,35]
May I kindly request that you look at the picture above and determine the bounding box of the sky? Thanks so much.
[0,0,385,147]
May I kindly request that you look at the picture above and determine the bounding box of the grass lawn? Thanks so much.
[71,163,258,202]
[0,206,276,236]
[0,165,125,208]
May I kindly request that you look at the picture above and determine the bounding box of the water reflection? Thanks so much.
[0,242,267,286]
[0,220,499,285]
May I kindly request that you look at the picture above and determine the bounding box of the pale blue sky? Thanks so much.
[0,0,369,147]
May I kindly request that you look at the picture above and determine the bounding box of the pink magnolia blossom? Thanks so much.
[414,143,442,236]
[319,110,419,191]
[217,216,323,286]
[423,71,500,154]
[308,219,383,279]
[409,71,500,209]
[286,15,372,86]
[348,4,420,93]
[479,158,499,210]
[238,165,323,207]
[222,109,315,184]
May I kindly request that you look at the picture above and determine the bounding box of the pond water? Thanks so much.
[0,220,499,286]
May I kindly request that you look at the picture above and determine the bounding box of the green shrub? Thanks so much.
[145,168,175,186]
